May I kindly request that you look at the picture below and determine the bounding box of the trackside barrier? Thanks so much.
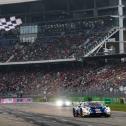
[68,96,121,104]
[0,98,32,104]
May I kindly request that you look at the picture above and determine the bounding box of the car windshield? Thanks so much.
[86,102,103,107]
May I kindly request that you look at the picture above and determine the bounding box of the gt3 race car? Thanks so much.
[56,99,71,107]
[73,102,111,117]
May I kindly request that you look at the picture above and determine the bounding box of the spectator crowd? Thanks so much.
[0,17,122,98]
[0,62,126,98]
[0,18,115,62]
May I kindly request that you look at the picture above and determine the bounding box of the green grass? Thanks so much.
[109,103,126,112]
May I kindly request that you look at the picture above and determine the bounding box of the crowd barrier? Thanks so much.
[0,98,32,104]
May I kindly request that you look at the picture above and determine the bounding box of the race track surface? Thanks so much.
[0,103,126,126]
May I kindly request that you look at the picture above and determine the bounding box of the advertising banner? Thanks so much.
[0,98,32,104]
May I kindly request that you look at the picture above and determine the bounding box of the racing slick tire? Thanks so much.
[105,114,111,117]
[80,108,83,117]
[73,108,78,117]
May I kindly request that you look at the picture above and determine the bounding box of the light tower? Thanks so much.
[118,0,124,54]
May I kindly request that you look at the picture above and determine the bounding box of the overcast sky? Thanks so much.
[0,0,37,5]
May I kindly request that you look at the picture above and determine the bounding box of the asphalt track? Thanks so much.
[0,103,126,126]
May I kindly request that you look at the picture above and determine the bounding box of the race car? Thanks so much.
[73,101,111,117]
[56,99,71,107]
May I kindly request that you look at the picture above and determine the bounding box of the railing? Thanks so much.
[84,27,119,57]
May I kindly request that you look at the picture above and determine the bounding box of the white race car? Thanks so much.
[73,102,111,117]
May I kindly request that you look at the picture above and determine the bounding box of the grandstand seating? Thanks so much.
[0,17,115,62]
[0,16,122,98]
[0,62,126,98]
[0,0,125,101]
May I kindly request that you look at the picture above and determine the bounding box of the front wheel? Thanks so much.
[105,114,111,117]
[73,108,78,117]
[80,108,83,117]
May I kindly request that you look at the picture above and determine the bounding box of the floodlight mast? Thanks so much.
[118,0,124,54]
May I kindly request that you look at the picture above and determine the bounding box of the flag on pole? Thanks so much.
[0,16,22,31]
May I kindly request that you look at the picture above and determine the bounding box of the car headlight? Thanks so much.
[56,100,63,106]
[105,107,111,112]
[65,101,71,106]
[83,108,91,114]
[84,109,89,113]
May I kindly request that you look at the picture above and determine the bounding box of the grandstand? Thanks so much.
[0,0,126,100]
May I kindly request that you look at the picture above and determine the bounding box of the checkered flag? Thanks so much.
[0,16,22,31]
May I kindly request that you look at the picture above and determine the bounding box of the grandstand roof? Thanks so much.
[0,0,37,5]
